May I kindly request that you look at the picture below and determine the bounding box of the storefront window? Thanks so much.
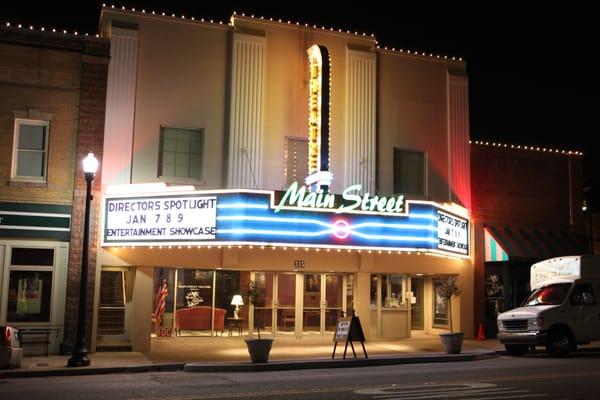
[7,270,52,322]
[254,272,274,332]
[433,278,450,328]
[153,268,176,329]
[380,274,408,309]
[215,270,241,319]
[345,274,354,316]
[175,269,215,336]
[370,275,378,309]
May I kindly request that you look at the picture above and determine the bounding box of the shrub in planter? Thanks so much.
[244,280,273,363]
[437,277,464,354]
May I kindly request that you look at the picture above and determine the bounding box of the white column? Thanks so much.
[354,272,372,340]
[131,267,153,352]
[227,33,265,189]
[102,27,138,186]
[345,49,377,194]
[447,70,471,208]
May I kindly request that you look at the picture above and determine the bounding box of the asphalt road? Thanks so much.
[2,352,600,400]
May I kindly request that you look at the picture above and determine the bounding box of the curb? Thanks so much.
[184,351,497,372]
[0,363,184,379]
[0,351,499,379]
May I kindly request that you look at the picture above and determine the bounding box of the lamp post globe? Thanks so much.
[68,152,98,367]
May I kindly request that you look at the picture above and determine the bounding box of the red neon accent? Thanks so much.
[332,219,351,239]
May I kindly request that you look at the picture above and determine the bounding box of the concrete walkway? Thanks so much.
[1,335,501,378]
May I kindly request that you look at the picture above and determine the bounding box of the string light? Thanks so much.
[3,20,105,39]
[106,242,468,260]
[470,140,583,156]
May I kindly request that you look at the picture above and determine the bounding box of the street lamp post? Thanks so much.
[68,152,99,367]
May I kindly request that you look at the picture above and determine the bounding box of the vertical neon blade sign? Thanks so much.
[306,45,331,190]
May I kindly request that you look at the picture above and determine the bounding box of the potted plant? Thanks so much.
[244,280,273,363]
[437,276,463,354]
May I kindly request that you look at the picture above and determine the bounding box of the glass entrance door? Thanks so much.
[249,272,350,336]
[253,272,274,336]
[324,274,344,333]
[410,277,424,331]
[303,274,321,333]
[302,273,346,336]
[276,273,296,334]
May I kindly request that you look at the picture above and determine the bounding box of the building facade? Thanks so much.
[0,26,109,354]
[471,141,587,338]
[95,7,472,352]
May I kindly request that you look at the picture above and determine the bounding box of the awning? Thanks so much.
[484,226,587,262]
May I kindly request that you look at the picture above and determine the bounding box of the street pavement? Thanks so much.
[2,351,600,399]
[3,334,600,381]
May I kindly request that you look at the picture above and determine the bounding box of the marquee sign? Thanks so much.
[437,211,468,254]
[102,189,469,257]
[104,195,216,243]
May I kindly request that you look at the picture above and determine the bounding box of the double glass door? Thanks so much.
[252,272,348,336]
[252,272,296,336]
[303,274,344,334]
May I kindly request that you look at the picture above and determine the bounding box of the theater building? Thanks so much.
[94,6,472,352]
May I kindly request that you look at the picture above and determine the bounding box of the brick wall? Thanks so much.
[471,145,583,228]
[0,41,81,204]
[0,27,109,353]
[63,53,109,351]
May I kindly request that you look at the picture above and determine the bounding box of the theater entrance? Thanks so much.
[250,272,352,337]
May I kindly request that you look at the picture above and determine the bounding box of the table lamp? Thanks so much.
[231,294,244,319]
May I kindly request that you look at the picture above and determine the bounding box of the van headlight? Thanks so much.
[497,320,504,330]
[527,317,544,330]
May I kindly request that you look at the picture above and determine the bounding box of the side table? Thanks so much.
[227,317,244,336]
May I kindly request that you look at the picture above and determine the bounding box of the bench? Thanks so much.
[17,327,62,356]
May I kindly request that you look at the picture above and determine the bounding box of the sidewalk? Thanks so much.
[0,335,501,379]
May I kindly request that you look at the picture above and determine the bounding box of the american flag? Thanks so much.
[152,278,168,326]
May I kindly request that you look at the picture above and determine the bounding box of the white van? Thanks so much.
[497,255,600,356]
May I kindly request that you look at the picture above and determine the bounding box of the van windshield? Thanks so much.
[522,283,572,306]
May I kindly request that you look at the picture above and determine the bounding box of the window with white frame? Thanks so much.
[7,247,55,323]
[12,119,50,182]
[158,127,204,180]
[393,148,426,196]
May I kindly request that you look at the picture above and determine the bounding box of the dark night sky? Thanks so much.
[3,2,598,201]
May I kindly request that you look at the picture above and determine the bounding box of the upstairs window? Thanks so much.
[393,148,425,196]
[159,127,204,180]
[12,119,49,182]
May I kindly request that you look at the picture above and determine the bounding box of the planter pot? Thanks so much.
[245,338,274,363]
[439,332,464,354]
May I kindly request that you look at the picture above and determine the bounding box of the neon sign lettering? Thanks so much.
[275,182,405,214]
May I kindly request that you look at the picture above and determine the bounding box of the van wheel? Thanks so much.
[546,329,573,356]
[505,344,529,356]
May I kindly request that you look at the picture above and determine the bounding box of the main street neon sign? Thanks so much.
[275,181,405,214]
